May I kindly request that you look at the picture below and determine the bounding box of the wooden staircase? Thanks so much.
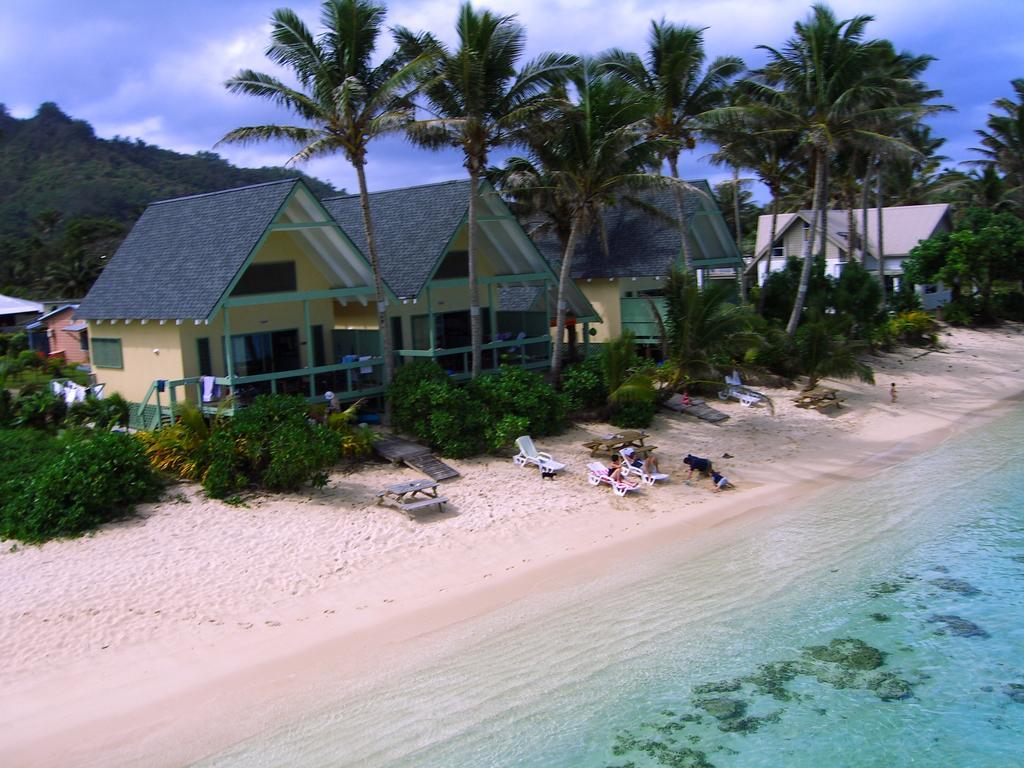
[374,435,460,481]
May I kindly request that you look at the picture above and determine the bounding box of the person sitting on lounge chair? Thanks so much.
[683,454,713,479]
[710,470,733,492]
[621,446,660,476]
[608,454,638,487]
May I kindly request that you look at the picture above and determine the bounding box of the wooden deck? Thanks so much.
[374,435,460,481]
[662,394,730,424]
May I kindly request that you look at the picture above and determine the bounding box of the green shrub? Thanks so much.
[0,428,61,508]
[609,398,656,429]
[561,355,608,412]
[17,349,44,368]
[885,311,938,347]
[994,290,1024,322]
[12,390,66,431]
[7,332,28,355]
[1,431,159,543]
[200,395,343,497]
[469,365,566,450]
[940,298,978,326]
[326,412,376,459]
[67,393,131,430]
[0,389,12,426]
[388,360,452,436]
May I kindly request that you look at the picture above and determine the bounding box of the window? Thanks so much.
[228,330,300,376]
[92,338,123,369]
[197,338,212,376]
[79,330,89,352]
[771,246,784,260]
[433,250,469,279]
[232,261,297,296]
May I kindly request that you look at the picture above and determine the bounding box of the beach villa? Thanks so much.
[321,179,597,377]
[76,178,594,426]
[748,204,953,308]
[25,303,89,363]
[527,181,744,347]
[0,293,44,331]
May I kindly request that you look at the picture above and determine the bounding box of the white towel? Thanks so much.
[201,376,215,403]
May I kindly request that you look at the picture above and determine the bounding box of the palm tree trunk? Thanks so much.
[756,193,779,316]
[845,181,857,264]
[876,163,887,305]
[551,215,582,383]
[818,163,830,263]
[732,165,748,303]
[354,159,395,424]
[667,154,695,274]
[786,148,827,336]
[467,163,482,378]
[860,160,872,264]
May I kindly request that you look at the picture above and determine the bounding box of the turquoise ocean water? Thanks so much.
[200,407,1024,767]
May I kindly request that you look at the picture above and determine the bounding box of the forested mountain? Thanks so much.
[0,103,337,296]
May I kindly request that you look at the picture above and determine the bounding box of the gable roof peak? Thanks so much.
[151,177,301,207]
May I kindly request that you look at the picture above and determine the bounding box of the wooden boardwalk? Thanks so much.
[662,394,730,424]
[374,435,460,481]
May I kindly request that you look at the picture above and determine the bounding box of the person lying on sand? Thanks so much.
[620,446,660,476]
[711,470,733,492]
[683,454,713,479]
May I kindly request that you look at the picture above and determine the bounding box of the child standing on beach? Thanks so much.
[890,383,898,403]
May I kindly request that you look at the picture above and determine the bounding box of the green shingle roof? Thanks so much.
[321,179,471,300]
[77,179,299,320]
[528,184,731,278]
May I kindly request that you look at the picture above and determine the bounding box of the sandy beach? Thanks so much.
[2,324,1023,767]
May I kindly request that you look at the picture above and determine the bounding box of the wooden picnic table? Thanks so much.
[583,430,657,459]
[376,478,449,518]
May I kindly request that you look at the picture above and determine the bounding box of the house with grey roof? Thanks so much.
[322,179,598,376]
[526,181,743,346]
[749,204,953,308]
[77,176,598,424]
[77,178,383,427]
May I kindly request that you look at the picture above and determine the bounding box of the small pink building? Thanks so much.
[26,304,90,364]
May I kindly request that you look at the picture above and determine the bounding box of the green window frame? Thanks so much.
[92,337,123,369]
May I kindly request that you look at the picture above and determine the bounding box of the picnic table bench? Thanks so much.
[583,430,657,459]
[376,479,449,518]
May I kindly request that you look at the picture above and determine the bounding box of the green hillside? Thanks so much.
[0,103,338,297]
[0,102,335,237]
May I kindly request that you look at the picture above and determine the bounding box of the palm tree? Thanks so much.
[602,22,743,274]
[395,4,574,379]
[732,4,914,335]
[795,313,874,390]
[661,268,760,391]
[971,78,1024,197]
[220,0,432,410]
[502,60,680,382]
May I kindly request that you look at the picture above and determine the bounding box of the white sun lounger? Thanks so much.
[718,370,767,407]
[619,458,669,486]
[587,462,641,496]
[513,435,566,473]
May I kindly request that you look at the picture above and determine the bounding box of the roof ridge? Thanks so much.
[322,178,472,202]
[151,178,300,206]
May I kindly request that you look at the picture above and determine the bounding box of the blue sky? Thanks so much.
[2,0,1022,199]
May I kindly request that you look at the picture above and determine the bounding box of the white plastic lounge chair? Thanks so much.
[587,462,642,497]
[619,458,669,486]
[718,370,766,407]
[513,436,566,473]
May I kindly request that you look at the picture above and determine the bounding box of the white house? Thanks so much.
[749,204,953,309]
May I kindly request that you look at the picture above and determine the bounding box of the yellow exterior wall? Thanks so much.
[90,230,350,402]
[577,279,622,343]
[86,322,186,402]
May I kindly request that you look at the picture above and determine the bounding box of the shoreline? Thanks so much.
[2,325,1024,766]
